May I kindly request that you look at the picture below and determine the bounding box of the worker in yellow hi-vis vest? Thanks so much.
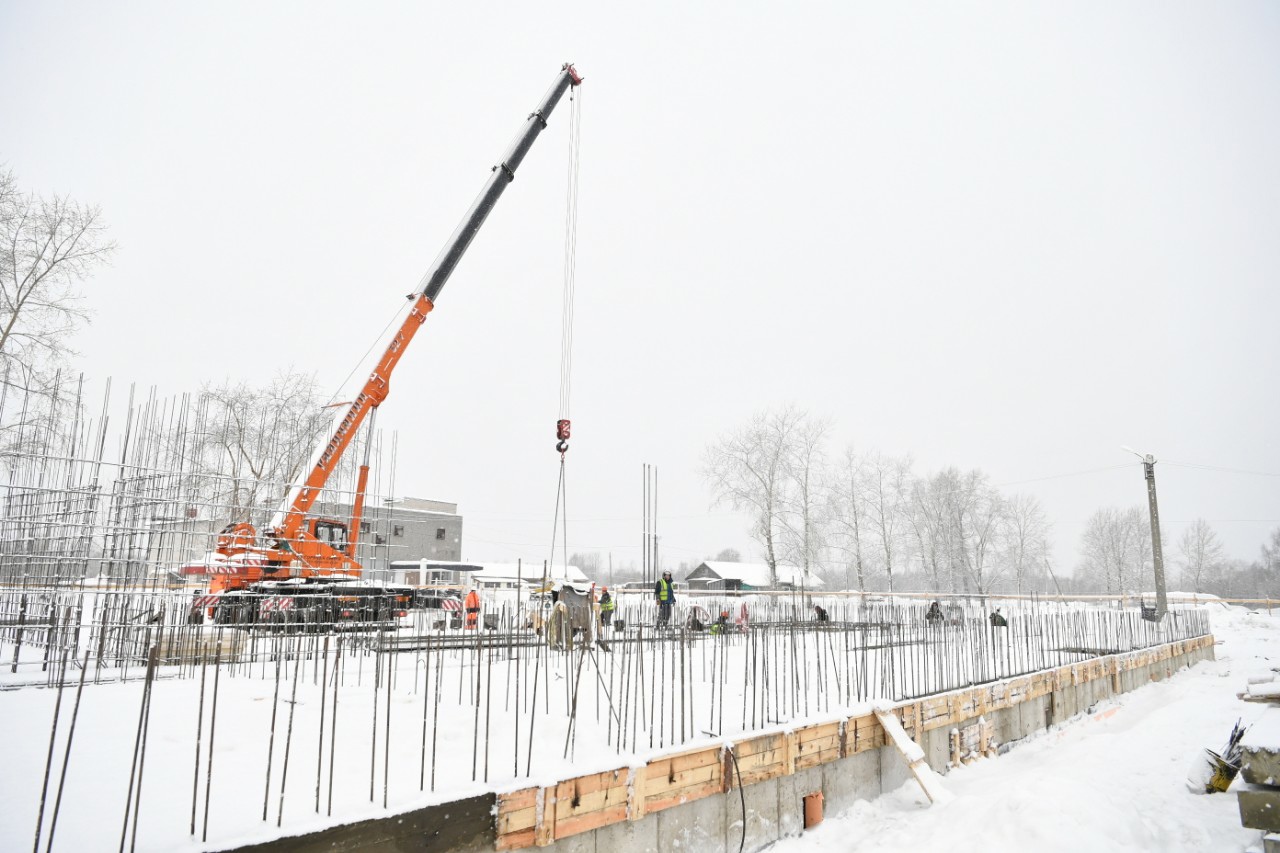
[654,570,675,629]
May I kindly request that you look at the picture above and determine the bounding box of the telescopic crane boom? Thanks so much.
[210,63,583,593]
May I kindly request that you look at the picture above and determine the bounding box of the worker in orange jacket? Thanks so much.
[464,589,480,630]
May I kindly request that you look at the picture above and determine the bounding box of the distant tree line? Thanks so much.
[701,406,1054,594]
[702,406,1279,599]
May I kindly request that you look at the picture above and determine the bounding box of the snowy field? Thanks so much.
[772,604,1278,853]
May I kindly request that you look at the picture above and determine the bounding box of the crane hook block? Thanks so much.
[556,419,572,441]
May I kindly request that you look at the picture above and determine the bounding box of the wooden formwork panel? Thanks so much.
[553,768,631,839]
[733,732,790,786]
[795,721,843,770]
[495,787,541,851]
[643,745,723,813]
[848,713,886,753]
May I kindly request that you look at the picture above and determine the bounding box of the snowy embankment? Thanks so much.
[770,605,1278,853]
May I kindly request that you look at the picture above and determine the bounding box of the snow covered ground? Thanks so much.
[0,601,1268,852]
[770,604,1280,853]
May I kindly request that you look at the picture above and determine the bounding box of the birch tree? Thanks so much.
[1001,493,1052,593]
[778,414,831,580]
[703,406,806,586]
[867,453,912,593]
[828,447,873,592]
[1177,518,1225,593]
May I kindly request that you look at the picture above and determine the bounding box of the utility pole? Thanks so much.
[1122,447,1167,621]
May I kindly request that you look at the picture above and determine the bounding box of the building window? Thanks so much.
[360,522,370,534]
[375,534,385,545]
[393,525,405,537]
[436,527,446,540]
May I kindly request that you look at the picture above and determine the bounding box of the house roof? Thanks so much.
[692,561,825,589]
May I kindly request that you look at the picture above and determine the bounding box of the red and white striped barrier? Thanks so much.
[259,597,295,614]
[440,599,462,612]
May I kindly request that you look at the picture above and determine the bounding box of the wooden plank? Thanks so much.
[735,747,785,772]
[533,786,554,847]
[646,780,723,813]
[560,768,626,798]
[647,762,719,793]
[796,746,842,770]
[496,827,536,851]
[874,707,947,805]
[555,784,627,820]
[798,721,842,745]
[737,733,786,758]
[628,767,646,822]
[497,805,538,835]
[664,746,721,773]
[737,762,789,787]
[498,787,540,813]
[554,804,629,839]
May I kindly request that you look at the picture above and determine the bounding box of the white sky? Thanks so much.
[2,2,1277,576]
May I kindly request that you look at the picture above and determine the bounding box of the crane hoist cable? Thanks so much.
[548,83,583,580]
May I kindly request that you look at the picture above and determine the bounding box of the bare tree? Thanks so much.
[951,470,1004,594]
[1077,506,1150,594]
[777,414,831,580]
[183,371,336,525]
[713,547,742,563]
[703,406,806,587]
[0,168,114,372]
[828,447,873,592]
[867,453,912,593]
[1176,518,1225,593]
[1001,493,1052,594]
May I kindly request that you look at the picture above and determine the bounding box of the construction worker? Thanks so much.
[926,601,944,624]
[464,588,480,630]
[989,608,1007,627]
[814,604,829,622]
[654,570,675,628]
[599,586,615,631]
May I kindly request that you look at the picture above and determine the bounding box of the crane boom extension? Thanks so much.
[212,63,582,590]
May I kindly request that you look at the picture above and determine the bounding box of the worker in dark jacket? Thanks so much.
[989,608,1007,627]
[654,571,675,628]
[599,587,615,630]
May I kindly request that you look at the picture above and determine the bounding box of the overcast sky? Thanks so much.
[2,2,1277,577]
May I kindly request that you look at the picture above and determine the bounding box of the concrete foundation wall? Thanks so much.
[227,639,1215,853]
[524,640,1215,853]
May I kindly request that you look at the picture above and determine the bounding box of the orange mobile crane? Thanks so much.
[204,63,583,601]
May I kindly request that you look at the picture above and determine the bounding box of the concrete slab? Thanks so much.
[1020,695,1047,739]
[735,775,781,853]
[593,816,660,853]
[878,742,913,794]
[658,789,727,853]
[776,766,823,840]
[820,749,880,814]
[548,829,596,853]
[1239,783,1280,832]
